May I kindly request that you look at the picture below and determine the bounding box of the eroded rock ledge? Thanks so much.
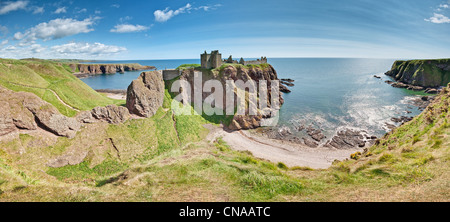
[0,86,131,139]
[70,63,156,78]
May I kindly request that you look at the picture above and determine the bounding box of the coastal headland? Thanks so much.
[0,57,448,201]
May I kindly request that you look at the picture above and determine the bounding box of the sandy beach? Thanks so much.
[204,124,360,169]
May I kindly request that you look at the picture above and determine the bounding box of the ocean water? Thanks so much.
[80,58,426,138]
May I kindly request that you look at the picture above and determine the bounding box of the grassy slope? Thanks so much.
[390,59,450,87]
[0,59,124,117]
[0,63,448,202]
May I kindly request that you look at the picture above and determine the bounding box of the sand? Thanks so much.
[204,124,360,169]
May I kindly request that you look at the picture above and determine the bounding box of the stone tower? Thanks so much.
[201,50,223,69]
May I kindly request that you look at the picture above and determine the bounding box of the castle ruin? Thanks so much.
[201,50,223,69]
[201,50,267,69]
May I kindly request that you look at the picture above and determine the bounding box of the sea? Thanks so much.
[80,58,427,138]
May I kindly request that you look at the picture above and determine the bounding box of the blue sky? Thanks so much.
[0,0,449,59]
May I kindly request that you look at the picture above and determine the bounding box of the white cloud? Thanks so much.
[54,6,67,14]
[111,4,120,8]
[1,39,8,45]
[51,42,126,56]
[119,16,132,23]
[196,4,222,11]
[110,24,150,33]
[154,3,192,22]
[0,43,45,58]
[32,6,44,14]
[77,8,87,13]
[0,0,29,15]
[13,18,97,44]
[0,41,126,59]
[425,13,450,23]
[439,4,449,9]
[94,10,101,14]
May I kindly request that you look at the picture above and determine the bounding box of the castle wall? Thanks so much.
[162,69,181,80]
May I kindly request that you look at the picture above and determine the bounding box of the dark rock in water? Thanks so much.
[385,123,396,130]
[408,96,434,111]
[374,75,381,79]
[407,85,424,91]
[324,129,375,149]
[280,78,295,82]
[385,80,394,84]
[278,126,292,137]
[126,71,165,118]
[391,82,408,88]
[424,88,439,94]
[280,80,295,87]
[279,84,291,93]
[295,124,305,132]
[391,116,413,124]
[306,127,326,142]
[303,137,319,148]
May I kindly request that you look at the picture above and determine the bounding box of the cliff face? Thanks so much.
[126,71,165,118]
[69,63,156,76]
[385,59,450,88]
[0,86,130,139]
[177,64,284,130]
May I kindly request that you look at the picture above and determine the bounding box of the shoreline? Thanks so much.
[96,89,127,100]
[204,124,361,169]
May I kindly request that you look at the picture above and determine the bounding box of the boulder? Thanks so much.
[91,105,130,124]
[425,88,439,94]
[229,114,262,130]
[324,129,374,149]
[126,71,165,117]
[303,137,319,148]
[391,82,408,88]
[407,85,424,91]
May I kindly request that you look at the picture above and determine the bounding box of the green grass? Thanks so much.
[176,64,201,70]
[389,59,450,87]
[0,59,125,117]
[47,160,127,182]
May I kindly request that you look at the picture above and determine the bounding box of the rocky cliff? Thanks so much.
[177,64,285,130]
[385,59,450,88]
[126,71,165,118]
[69,63,156,77]
[0,86,130,139]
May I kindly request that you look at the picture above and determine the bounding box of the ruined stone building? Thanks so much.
[201,50,268,69]
[201,50,223,69]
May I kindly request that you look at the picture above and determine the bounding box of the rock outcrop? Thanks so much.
[70,63,156,77]
[0,86,81,138]
[385,59,450,88]
[77,105,130,124]
[0,85,133,139]
[126,71,165,117]
[324,129,376,149]
[178,64,285,130]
